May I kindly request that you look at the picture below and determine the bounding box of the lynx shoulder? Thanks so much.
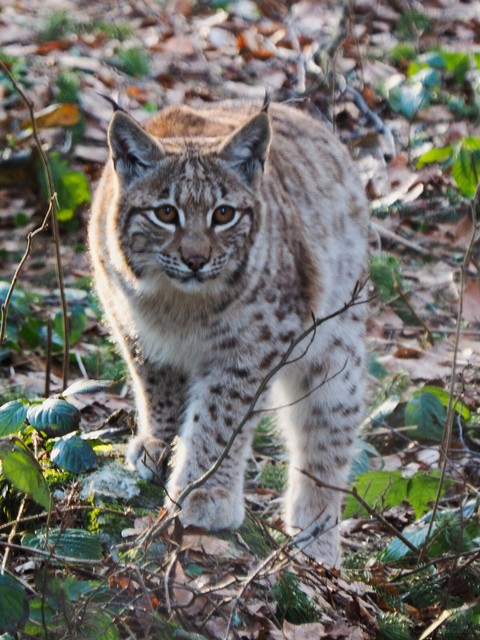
[89,99,369,567]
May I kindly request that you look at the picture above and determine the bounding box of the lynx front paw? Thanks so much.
[126,435,170,482]
[171,487,245,531]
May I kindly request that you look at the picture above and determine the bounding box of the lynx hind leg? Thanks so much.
[277,334,365,567]
[126,363,187,482]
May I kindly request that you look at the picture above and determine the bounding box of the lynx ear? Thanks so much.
[218,112,271,187]
[108,111,164,184]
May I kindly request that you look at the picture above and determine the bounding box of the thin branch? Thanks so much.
[0,60,70,389]
[418,175,479,564]
[0,199,53,344]
[299,469,421,555]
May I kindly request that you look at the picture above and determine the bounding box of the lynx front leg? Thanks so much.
[279,337,365,567]
[126,361,187,482]
[167,366,263,531]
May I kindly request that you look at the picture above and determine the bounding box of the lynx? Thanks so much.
[89,98,369,567]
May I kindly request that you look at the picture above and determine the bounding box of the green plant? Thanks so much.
[38,10,75,42]
[56,72,80,103]
[272,571,319,624]
[395,9,431,40]
[418,136,480,198]
[114,46,150,78]
[97,21,134,41]
[378,612,413,640]
[39,151,91,222]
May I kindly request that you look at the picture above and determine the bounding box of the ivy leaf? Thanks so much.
[0,401,28,437]
[405,392,445,442]
[51,434,97,473]
[0,573,29,633]
[0,439,50,509]
[22,528,102,561]
[27,398,80,437]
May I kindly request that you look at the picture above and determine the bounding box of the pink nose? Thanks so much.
[184,255,208,272]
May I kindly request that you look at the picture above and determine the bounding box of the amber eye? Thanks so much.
[155,204,179,224]
[212,205,236,226]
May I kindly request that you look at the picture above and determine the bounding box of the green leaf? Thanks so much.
[63,379,114,396]
[82,610,120,640]
[0,573,29,633]
[419,385,471,421]
[452,148,480,198]
[22,528,102,561]
[0,439,50,509]
[406,472,446,518]
[0,401,28,436]
[343,471,408,518]
[416,145,453,167]
[41,152,91,219]
[405,392,445,441]
[388,81,429,119]
[349,440,379,482]
[380,522,432,562]
[53,304,88,347]
[18,317,42,348]
[27,398,80,437]
[51,434,96,473]
[369,253,402,302]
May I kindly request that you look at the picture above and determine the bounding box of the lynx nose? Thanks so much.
[183,254,208,272]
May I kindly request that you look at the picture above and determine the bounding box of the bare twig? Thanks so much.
[418,172,479,564]
[1,496,27,572]
[345,86,396,158]
[0,60,70,390]
[299,470,421,555]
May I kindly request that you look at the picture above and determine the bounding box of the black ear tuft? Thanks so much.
[218,112,272,187]
[108,112,164,184]
[97,92,127,114]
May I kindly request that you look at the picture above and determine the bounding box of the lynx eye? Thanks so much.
[212,205,236,226]
[155,204,179,224]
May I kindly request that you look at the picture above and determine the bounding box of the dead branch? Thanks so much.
[299,469,421,556]
[0,60,70,390]
[418,167,480,564]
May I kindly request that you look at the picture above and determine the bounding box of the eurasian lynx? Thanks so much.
[89,99,368,567]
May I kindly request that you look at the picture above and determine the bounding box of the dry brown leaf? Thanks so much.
[182,532,239,557]
[282,620,327,639]
[462,281,480,323]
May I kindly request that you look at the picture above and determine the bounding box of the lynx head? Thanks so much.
[107,106,271,294]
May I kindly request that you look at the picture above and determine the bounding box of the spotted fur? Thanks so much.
[89,100,369,566]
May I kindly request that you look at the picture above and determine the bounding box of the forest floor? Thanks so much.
[0,1,480,639]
